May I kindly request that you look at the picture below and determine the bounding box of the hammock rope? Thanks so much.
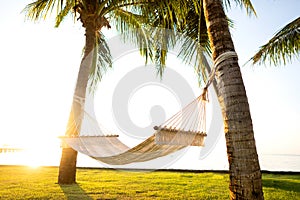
[61,51,238,165]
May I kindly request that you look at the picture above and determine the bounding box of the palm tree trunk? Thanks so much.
[202,0,264,199]
[58,19,97,184]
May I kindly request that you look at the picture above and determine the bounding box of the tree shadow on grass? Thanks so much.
[263,179,300,193]
[59,183,93,200]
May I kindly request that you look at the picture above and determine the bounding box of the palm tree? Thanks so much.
[200,0,263,198]
[23,0,207,185]
[24,1,265,198]
[23,0,152,184]
[142,0,264,199]
[251,16,300,66]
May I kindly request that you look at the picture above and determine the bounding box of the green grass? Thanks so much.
[0,166,299,199]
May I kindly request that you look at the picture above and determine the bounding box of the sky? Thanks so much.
[0,0,299,169]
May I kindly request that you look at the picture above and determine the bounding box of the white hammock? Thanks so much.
[61,89,208,165]
[60,51,238,165]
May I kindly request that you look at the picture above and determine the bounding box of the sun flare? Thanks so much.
[0,136,62,168]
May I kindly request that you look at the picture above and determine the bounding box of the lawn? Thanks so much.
[0,166,299,199]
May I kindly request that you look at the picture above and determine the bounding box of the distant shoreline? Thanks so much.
[1,164,299,175]
[0,148,24,153]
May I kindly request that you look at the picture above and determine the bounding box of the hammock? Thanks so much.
[61,51,237,165]
[61,89,208,165]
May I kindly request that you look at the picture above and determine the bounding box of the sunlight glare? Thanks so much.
[10,137,62,168]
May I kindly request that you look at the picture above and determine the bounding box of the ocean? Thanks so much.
[259,154,300,172]
[0,148,299,172]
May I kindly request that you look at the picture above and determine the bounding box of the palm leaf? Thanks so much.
[109,8,152,63]
[23,0,64,21]
[150,28,177,77]
[55,0,77,27]
[178,34,210,86]
[89,32,112,93]
[223,0,257,16]
[137,1,210,84]
[132,0,205,78]
[251,17,300,66]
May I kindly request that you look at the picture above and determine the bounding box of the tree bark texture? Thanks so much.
[58,17,97,184]
[202,0,264,199]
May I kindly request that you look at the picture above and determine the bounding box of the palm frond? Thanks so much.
[177,34,210,86]
[163,1,211,86]
[108,1,191,77]
[251,17,300,66]
[223,0,257,16]
[88,32,112,93]
[93,0,211,82]
[96,0,110,16]
[23,0,79,27]
[109,8,152,63]
[23,0,64,21]
[102,0,145,15]
[132,0,208,79]
[55,0,77,27]
[150,28,177,77]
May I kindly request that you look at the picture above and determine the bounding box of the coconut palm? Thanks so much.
[23,0,153,184]
[189,0,264,198]
[188,1,264,198]
[24,0,264,198]
[251,16,300,66]
[23,0,204,185]
[142,0,264,199]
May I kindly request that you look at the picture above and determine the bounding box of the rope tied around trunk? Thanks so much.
[204,51,238,89]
